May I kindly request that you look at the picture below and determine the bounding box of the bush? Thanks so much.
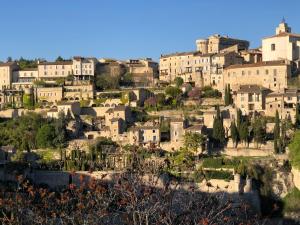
[283,188,300,213]
[289,131,300,169]
[204,170,234,181]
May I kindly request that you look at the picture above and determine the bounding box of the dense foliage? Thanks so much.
[0,113,67,152]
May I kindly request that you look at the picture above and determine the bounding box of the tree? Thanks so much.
[230,120,239,147]
[212,107,225,145]
[23,93,34,109]
[295,104,300,128]
[96,74,120,90]
[274,139,279,154]
[188,88,201,99]
[165,86,182,99]
[7,56,12,62]
[36,124,56,148]
[155,93,166,107]
[53,112,68,149]
[120,72,133,86]
[252,116,266,146]
[239,122,249,145]
[55,56,64,62]
[274,110,280,140]
[174,77,184,87]
[144,97,157,108]
[184,132,205,153]
[236,108,242,130]
[224,84,232,106]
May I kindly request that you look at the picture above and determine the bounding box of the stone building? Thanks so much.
[129,125,161,147]
[224,60,291,92]
[262,19,300,65]
[0,89,23,109]
[240,49,262,64]
[72,57,97,80]
[38,61,73,82]
[126,59,159,87]
[265,88,300,122]
[35,86,63,103]
[0,62,18,90]
[196,34,249,54]
[12,68,38,89]
[234,85,271,115]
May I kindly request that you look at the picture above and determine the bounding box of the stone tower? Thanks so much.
[276,18,291,35]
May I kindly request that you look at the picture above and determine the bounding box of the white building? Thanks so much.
[262,19,300,65]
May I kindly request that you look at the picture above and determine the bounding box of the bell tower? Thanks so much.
[276,18,291,35]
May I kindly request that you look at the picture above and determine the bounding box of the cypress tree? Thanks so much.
[230,120,239,147]
[213,106,226,145]
[228,84,232,104]
[296,104,300,128]
[274,110,280,140]
[224,85,229,106]
[236,108,242,130]
[274,139,279,154]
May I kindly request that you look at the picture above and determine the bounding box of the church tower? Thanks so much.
[276,18,291,35]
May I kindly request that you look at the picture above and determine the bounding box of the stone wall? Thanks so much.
[80,107,110,117]
[201,98,224,106]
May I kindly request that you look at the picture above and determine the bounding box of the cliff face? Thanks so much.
[292,167,300,190]
[272,170,295,198]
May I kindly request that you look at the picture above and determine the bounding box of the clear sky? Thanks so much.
[1,0,300,62]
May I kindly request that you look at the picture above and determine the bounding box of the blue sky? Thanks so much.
[1,0,300,61]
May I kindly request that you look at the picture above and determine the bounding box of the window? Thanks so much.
[271,44,276,51]
[153,136,156,141]
[256,70,259,75]
[265,69,269,75]
[242,71,245,75]
[270,104,272,108]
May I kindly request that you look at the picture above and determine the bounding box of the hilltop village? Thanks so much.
[1,20,300,220]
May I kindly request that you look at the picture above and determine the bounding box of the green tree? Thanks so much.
[239,121,249,145]
[212,107,225,145]
[155,93,166,107]
[36,124,56,148]
[252,116,266,146]
[296,104,300,128]
[274,110,280,140]
[165,86,182,98]
[274,139,279,154]
[236,108,242,130]
[23,93,34,109]
[53,112,67,149]
[55,56,64,62]
[174,77,184,87]
[120,72,133,86]
[184,132,205,153]
[230,120,239,147]
[224,84,232,106]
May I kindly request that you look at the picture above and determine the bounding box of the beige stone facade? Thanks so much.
[265,88,299,121]
[12,68,38,89]
[129,125,160,147]
[36,86,63,103]
[224,60,291,92]
[234,85,271,115]
[0,62,18,90]
[126,59,159,87]
[159,50,243,90]
[64,84,94,101]
[196,34,249,54]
